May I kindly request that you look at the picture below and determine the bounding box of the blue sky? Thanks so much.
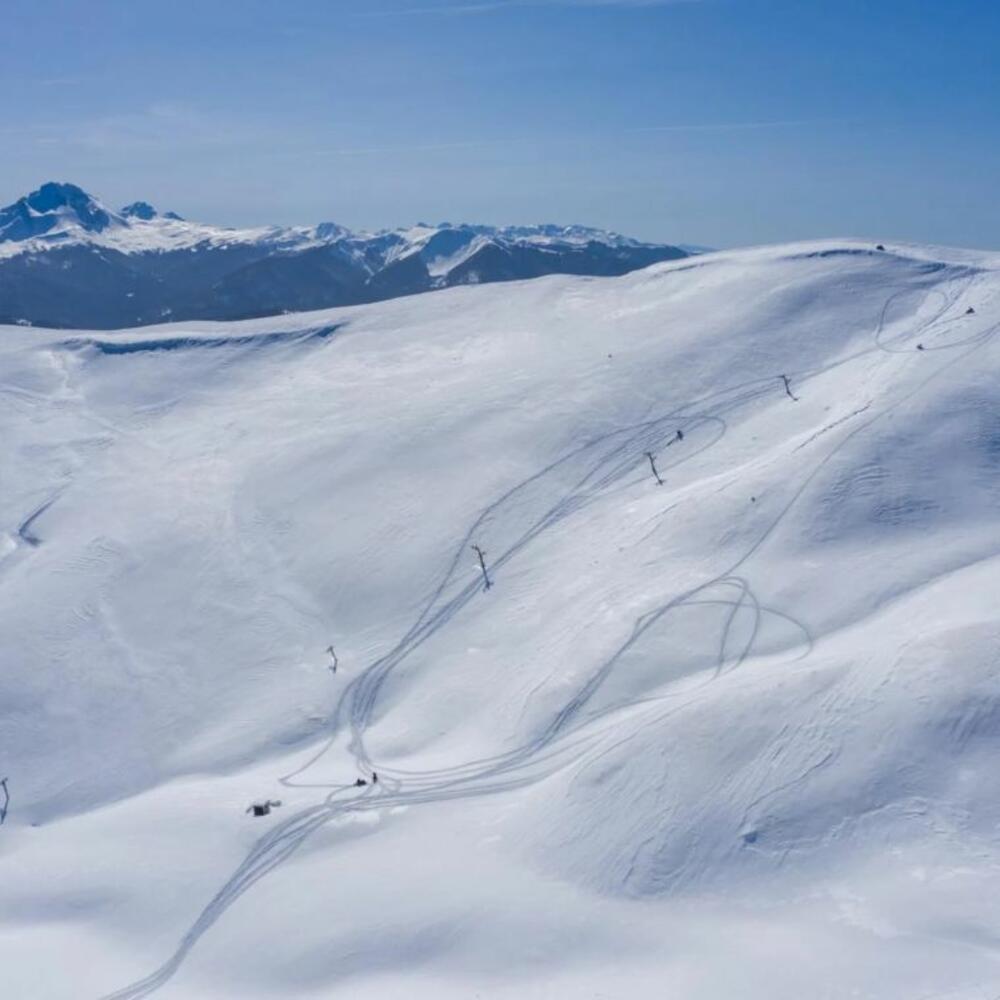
[2,0,998,248]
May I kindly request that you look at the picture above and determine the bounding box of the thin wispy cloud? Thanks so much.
[4,110,837,161]
[318,138,521,157]
[36,76,85,87]
[7,104,269,155]
[313,118,840,158]
[363,0,698,16]
[630,119,839,133]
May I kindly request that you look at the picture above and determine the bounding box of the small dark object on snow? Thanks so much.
[372,772,378,784]
[876,244,885,251]
[916,343,925,351]
[751,496,757,503]
[676,429,684,442]
[472,544,492,591]
[780,374,799,402]
[355,778,368,787]
[0,776,8,825]
[966,306,976,315]
[246,799,281,818]
[326,645,338,673]
[644,451,664,486]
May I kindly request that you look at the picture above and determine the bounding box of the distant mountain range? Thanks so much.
[0,182,690,329]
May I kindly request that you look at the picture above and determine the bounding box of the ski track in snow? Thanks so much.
[98,262,999,1000]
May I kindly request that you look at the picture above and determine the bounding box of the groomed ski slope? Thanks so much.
[1,239,1000,999]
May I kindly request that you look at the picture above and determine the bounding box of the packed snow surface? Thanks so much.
[1,239,1000,999]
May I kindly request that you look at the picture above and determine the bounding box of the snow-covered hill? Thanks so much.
[0,183,687,329]
[1,239,999,999]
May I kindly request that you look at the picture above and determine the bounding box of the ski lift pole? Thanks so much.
[471,545,492,590]
[780,374,799,402]
[644,451,664,486]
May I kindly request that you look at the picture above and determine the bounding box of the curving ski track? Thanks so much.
[102,277,998,999]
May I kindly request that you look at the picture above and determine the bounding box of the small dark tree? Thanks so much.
[644,451,664,486]
[472,545,492,590]
[780,374,799,402]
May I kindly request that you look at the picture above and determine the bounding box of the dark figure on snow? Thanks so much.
[966,306,976,315]
[246,799,281,818]
[355,777,368,787]
[372,772,378,785]
[780,374,799,402]
[472,545,492,591]
[644,451,664,486]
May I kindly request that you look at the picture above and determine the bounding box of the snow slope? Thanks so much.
[1,240,1000,999]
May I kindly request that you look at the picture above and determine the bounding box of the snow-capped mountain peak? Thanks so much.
[0,182,691,328]
[0,181,125,243]
[0,183,323,258]
[120,201,185,222]
[120,200,156,221]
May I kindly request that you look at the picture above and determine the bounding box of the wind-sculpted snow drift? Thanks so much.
[1,240,1000,999]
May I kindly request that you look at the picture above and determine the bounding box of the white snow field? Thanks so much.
[1,239,1000,999]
